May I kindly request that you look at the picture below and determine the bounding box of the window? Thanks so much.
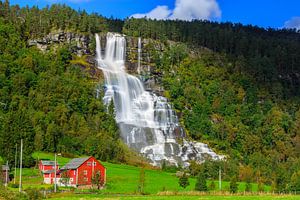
[84,177,88,182]
[93,162,96,166]
[83,170,88,175]
[87,162,91,166]
[70,178,73,182]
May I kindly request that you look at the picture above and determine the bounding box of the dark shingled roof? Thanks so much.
[41,160,58,166]
[60,157,91,170]
[2,165,9,171]
[43,169,55,174]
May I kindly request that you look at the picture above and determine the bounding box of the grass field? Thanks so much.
[48,194,300,200]
[6,152,299,199]
[29,152,270,194]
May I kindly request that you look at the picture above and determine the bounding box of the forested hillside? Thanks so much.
[149,43,300,191]
[0,11,125,167]
[123,18,300,97]
[0,0,300,193]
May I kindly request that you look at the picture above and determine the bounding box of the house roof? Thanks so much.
[40,160,58,166]
[60,157,91,170]
[43,169,55,174]
[2,165,9,171]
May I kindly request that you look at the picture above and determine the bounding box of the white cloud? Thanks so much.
[284,17,300,30]
[131,0,221,21]
[131,6,172,20]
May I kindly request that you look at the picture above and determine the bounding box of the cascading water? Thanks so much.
[137,37,141,74]
[96,33,223,167]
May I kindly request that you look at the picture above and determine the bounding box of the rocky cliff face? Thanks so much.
[28,31,166,95]
[28,31,92,56]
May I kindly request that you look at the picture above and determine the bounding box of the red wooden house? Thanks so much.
[58,156,106,188]
[39,160,60,184]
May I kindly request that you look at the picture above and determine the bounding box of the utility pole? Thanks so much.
[54,153,57,193]
[19,139,23,192]
[219,167,222,191]
[5,161,8,187]
[14,143,17,184]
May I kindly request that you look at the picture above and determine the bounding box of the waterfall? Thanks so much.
[137,37,141,74]
[96,33,223,167]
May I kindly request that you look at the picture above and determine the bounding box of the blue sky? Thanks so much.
[9,0,300,29]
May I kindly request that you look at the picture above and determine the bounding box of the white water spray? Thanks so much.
[137,37,142,74]
[96,33,223,166]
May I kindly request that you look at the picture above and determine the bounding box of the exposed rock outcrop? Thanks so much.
[28,31,166,94]
[28,31,92,56]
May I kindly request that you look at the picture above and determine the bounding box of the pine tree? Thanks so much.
[258,181,265,193]
[138,168,145,194]
[195,173,207,191]
[229,176,238,193]
[245,181,252,192]
[290,170,300,192]
[209,181,216,191]
[178,172,190,189]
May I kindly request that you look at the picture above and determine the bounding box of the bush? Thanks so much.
[8,183,19,188]
[178,172,190,189]
[245,181,252,192]
[162,160,181,173]
[290,170,300,192]
[25,188,43,200]
[195,173,207,191]
[209,181,216,191]
[229,176,238,193]
[257,181,265,192]
[0,185,27,200]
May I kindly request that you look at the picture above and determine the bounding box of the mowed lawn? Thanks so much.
[9,152,298,200]
[31,152,270,194]
[97,162,270,194]
[48,194,300,200]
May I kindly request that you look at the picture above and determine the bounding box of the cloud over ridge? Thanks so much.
[131,0,221,21]
[284,17,300,30]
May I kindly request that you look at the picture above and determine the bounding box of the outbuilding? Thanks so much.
[58,156,106,188]
[39,160,60,184]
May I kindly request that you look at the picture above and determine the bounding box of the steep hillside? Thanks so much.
[0,1,300,193]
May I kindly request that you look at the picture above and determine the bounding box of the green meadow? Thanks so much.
[26,152,270,194]
[5,152,299,200]
[48,194,300,200]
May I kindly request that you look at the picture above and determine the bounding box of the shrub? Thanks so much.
[209,181,216,191]
[195,173,207,191]
[229,176,238,193]
[245,181,252,192]
[25,188,43,200]
[178,172,190,189]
